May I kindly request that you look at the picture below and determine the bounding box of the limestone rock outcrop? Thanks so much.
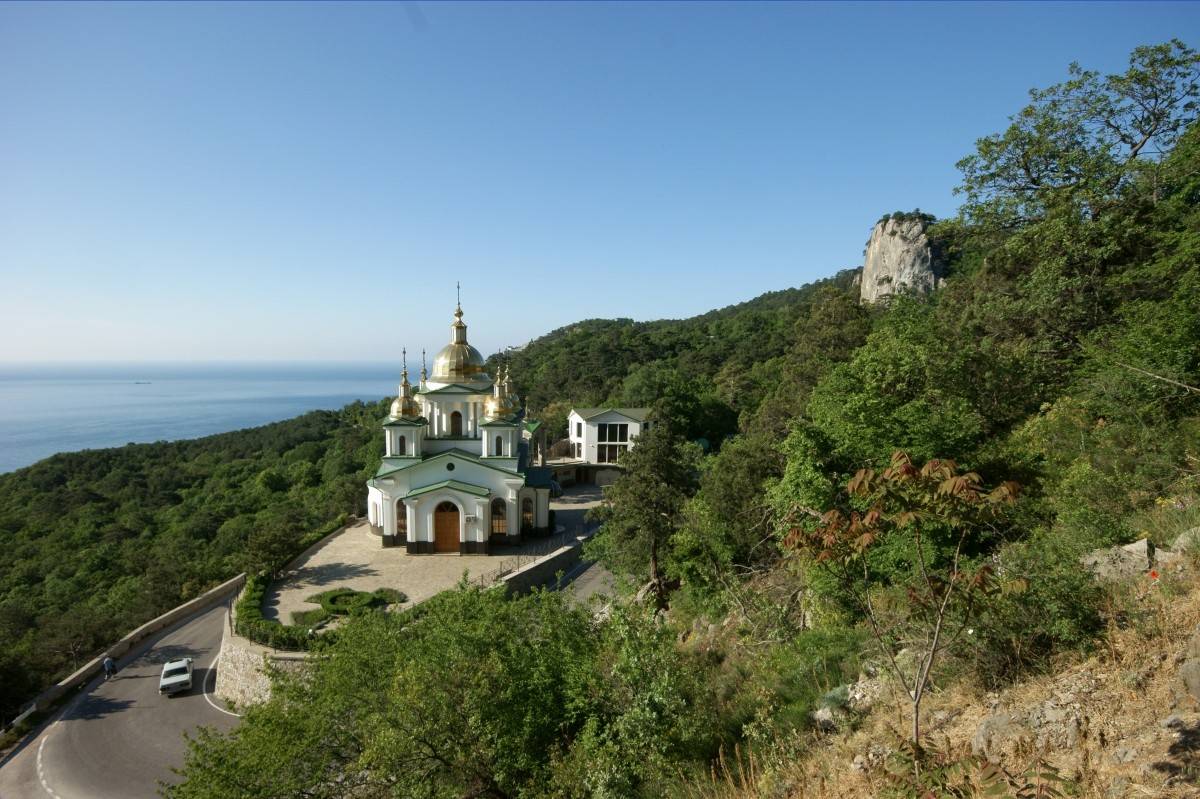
[1080,537,1181,581]
[859,214,943,304]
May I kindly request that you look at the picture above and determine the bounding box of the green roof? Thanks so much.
[524,420,542,433]
[571,407,651,422]
[480,417,519,428]
[373,447,525,481]
[382,416,426,427]
[373,458,421,477]
[406,480,490,499]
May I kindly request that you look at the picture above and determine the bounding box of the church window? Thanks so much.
[521,497,534,532]
[491,499,507,536]
[450,411,463,436]
[494,435,503,456]
[576,422,582,438]
[397,435,406,456]
[396,500,407,540]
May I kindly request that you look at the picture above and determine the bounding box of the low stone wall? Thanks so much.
[214,520,359,706]
[22,573,247,716]
[500,534,590,595]
[214,613,308,708]
[214,524,595,708]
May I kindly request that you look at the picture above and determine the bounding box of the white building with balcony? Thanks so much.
[365,302,552,553]
[566,407,651,465]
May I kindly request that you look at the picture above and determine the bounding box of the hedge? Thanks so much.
[234,575,319,651]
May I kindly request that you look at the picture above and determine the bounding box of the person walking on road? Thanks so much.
[102,655,116,680]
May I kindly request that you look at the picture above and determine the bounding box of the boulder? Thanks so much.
[1081,538,1178,580]
[1172,527,1200,553]
[811,706,838,732]
[972,713,1031,761]
[1179,659,1200,703]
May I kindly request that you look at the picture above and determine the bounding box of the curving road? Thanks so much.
[0,603,240,799]
[0,486,607,799]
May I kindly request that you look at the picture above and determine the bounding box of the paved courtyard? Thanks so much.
[263,485,604,624]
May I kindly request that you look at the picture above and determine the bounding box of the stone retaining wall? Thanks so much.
[500,536,588,595]
[18,572,247,718]
[212,519,362,706]
[214,526,595,708]
[214,612,308,708]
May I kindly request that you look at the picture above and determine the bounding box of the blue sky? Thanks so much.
[1,2,1196,363]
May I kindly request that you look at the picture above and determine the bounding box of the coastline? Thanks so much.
[0,363,400,475]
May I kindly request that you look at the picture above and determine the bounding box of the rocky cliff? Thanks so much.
[859,214,943,304]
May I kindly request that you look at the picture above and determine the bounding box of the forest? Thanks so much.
[160,41,1200,798]
[0,400,386,724]
[1,39,1197,798]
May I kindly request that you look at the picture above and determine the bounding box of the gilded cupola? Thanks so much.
[484,364,522,420]
[388,349,422,419]
[430,301,489,384]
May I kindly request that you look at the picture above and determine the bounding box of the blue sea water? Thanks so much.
[0,363,400,474]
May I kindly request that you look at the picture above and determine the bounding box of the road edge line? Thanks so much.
[202,613,242,719]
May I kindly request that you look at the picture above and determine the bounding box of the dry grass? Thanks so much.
[698,560,1200,799]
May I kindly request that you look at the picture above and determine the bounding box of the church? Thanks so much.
[365,300,553,554]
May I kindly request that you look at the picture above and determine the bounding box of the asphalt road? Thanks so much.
[0,486,607,799]
[0,603,240,799]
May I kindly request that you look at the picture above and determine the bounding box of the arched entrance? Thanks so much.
[434,501,459,552]
[450,411,463,436]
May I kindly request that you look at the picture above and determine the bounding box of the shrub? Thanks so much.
[305,587,407,617]
[308,588,380,616]
[234,575,317,651]
[290,608,330,627]
[964,533,1103,686]
[372,587,407,605]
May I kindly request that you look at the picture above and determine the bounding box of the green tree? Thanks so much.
[169,587,717,799]
[588,421,700,609]
[957,39,1199,228]
[784,452,1019,753]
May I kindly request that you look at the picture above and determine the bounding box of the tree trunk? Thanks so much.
[649,537,667,611]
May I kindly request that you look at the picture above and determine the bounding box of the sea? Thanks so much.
[0,363,401,475]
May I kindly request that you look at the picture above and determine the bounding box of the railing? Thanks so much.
[468,528,582,587]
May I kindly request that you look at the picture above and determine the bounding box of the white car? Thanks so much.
[158,657,194,695]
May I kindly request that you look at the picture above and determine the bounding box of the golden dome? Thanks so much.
[484,364,521,419]
[389,355,422,419]
[431,305,490,383]
[389,394,421,419]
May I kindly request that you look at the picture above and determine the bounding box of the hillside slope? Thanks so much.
[746,556,1200,798]
[489,269,861,419]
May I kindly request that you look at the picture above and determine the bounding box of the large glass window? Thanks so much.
[450,411,463,436]
[597,444,627,464]
[397,435,406,456]
[597,423,629,443]
[575,422,582,438]
[494,435,504,456]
